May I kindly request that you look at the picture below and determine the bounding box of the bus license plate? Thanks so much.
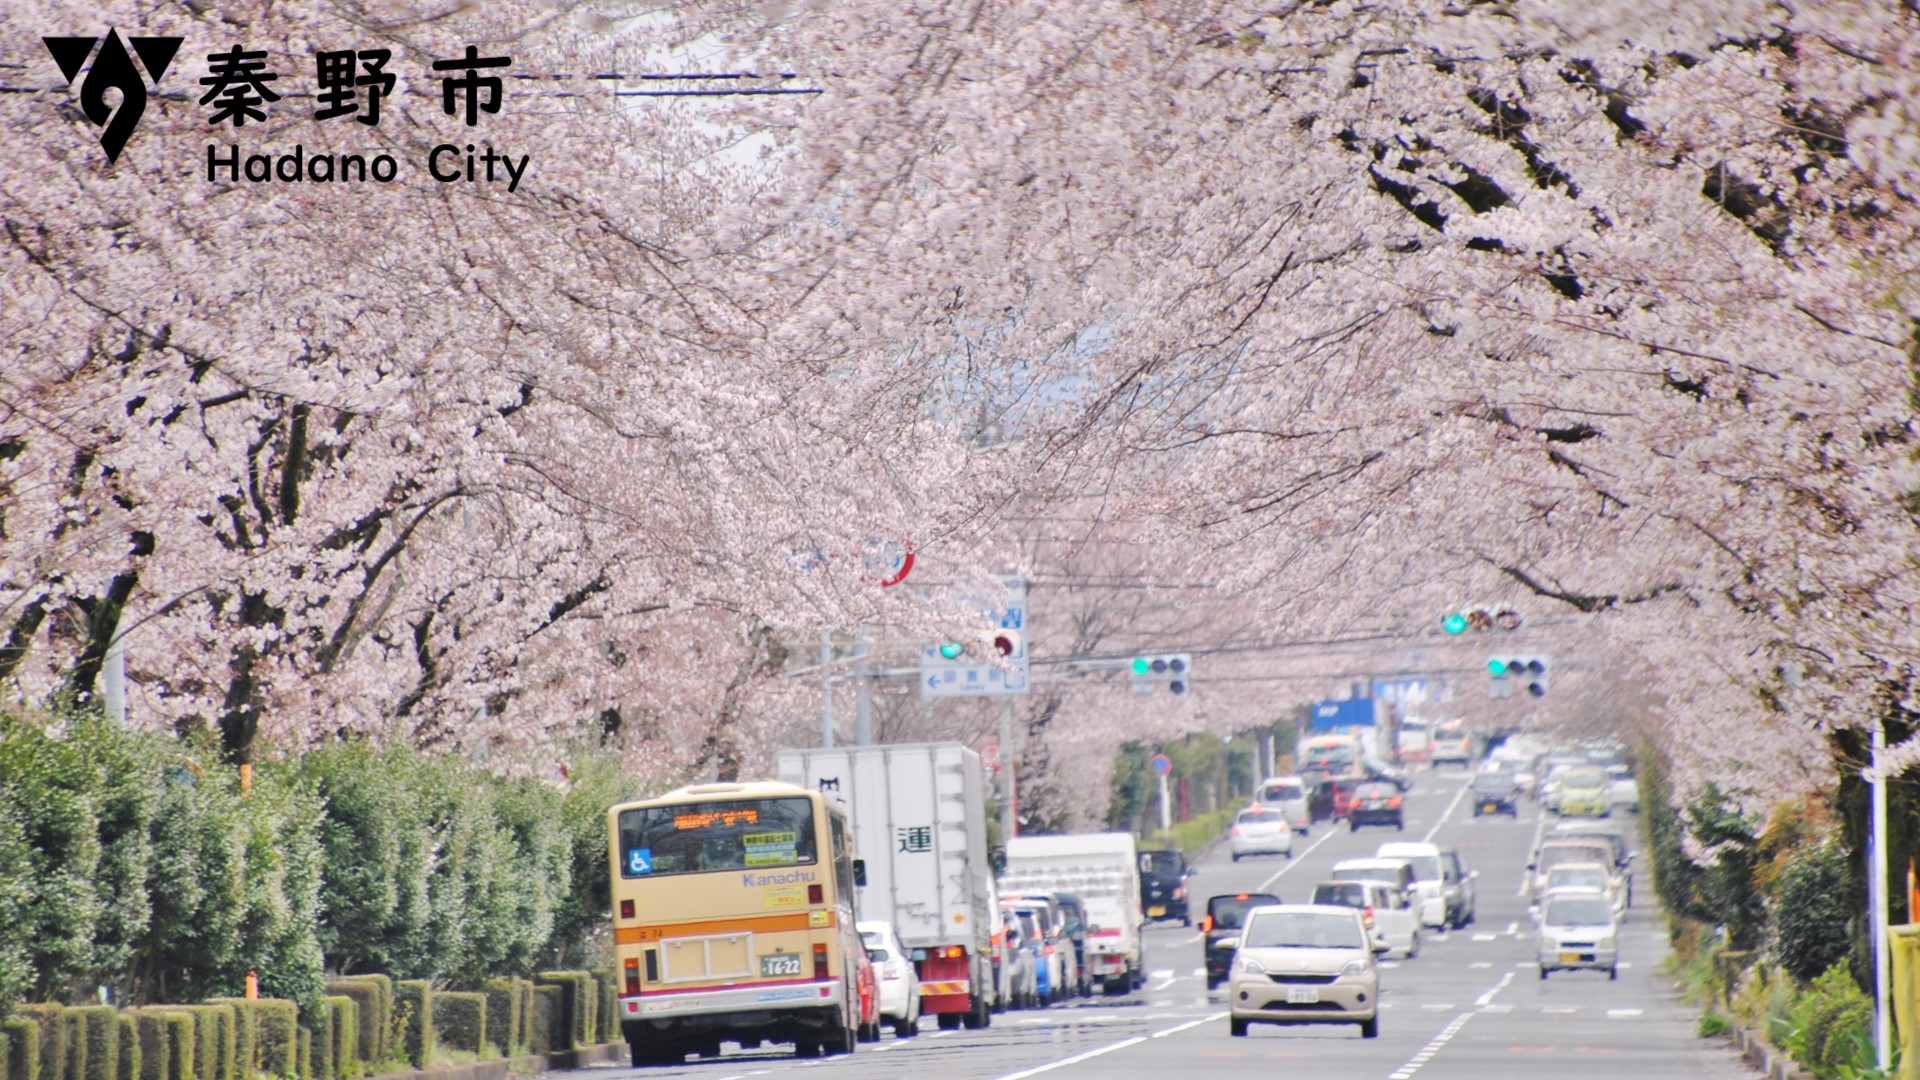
[1286,987,1320,1004]
[1148,906,1166,917]
[761,954,803,977]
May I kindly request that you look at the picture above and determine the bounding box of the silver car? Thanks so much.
[1230,805,1296,861]
[1536,889,1620,980]
[1227,904,1385,1038]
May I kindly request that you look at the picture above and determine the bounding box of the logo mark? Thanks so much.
[43,30,183,163]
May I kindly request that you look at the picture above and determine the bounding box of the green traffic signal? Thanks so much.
[1131,656,1151,675]
[1444,613,1468,634]
[1488,658,1510,676]
[939,640,966,660]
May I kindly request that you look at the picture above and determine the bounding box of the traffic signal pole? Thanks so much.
[999,698,1017,840]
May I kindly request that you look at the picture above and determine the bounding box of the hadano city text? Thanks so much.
[206,142,530,192]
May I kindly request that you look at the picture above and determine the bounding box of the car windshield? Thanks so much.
[1387,854,1441,881]
[1264,781,1304,799]
[1549,867,1608,890]
[1209,894,1280,929]
[1244,912,1366,949]
[1140,850,1185,878]
[1563,767,1607,788]
[1238,808,1280,825]
[1473,774,1514,794]
[860,932,890,956]
[1545,896,1613,926]
[1356,783,1397,799]
[1539,845,1611,871]
[1311,883,1369,908]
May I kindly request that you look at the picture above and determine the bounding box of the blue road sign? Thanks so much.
[1151,753,1172,776]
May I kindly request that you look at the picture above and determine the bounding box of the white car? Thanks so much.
[857,921,921,1037]
[1310,879,1421,958]
[1374,842,1450,929]
[1536,888,1620,980]
[1229,805,1296,861]
[1255,777,1313,834]
[1541,863,1627,918]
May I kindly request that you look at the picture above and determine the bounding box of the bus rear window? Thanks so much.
[618,797,819,878]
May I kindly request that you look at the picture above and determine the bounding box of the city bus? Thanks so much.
[607,781,867,1065]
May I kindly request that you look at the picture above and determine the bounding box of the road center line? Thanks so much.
[1258,826,1341,890]
[1517,808,1549,897]
[1474,971,1515,1006]
[1421,776,1474,843]
[1387,1011,1474,1080]
[988,1036,1148,1080]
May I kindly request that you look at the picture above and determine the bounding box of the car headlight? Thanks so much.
[1340,959,1369,976]
[1237,956,1265,974]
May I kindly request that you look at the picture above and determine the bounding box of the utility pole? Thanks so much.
[820,637,835,748]
[1873,718,1892,1071]
[854,631,873,746]
[102,632,126,725]
[999,698,1017,841]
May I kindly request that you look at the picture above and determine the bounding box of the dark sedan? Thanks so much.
[1346,782,1405,831]
[1471,772,1521,818]
[1202,892,1282,989]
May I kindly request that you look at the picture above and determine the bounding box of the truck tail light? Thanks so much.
[813,943,829,979]
[624,958,640,994]
[938,946,965,960]
[1362,906,1375,929]
[1200,915,1213,933]
[619,899,634,920]
[808,884,824,904]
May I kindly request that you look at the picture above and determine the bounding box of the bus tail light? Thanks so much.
[619,900,635,920]
[624,958,640,994]
[808,884,824,904]
[813,943,829,979]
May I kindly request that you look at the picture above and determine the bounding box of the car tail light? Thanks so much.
[813,943,829,979]
[619,899,635,920]
[1230,825,1242,836]
[808,884,824,904]
[1200,915,1213,933]
[1173,885,1187,900]
[1389,797,1403,808]
[624,958,640,994]
[1046,944,1054,955]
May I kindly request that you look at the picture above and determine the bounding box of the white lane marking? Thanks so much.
[1190,967,1206,977]
[1471,933,1498,942]
[987,1035,1148,1080]
[1544,1006,1578,1014]
[1387,1010,1475,1080]
[1150,1012,1227,1038]
[1518,809,1549,896]
[1619,961,1634,969]
[1608,1008,1644,1018]
[929,1029,956,1037]
[1474,971,1514,1006]
[1469,962,1491,969]
[1421,777,1474,843]
[1505,921,1518,935]
[1420,1003,1454,1011]
[1257,826,1341,890]
[1482,1004,1513,1013]
[1378,961,1402,969]
[1150,973,1179,991]
[1181,935,1202,945]
[1514,962,1534,969]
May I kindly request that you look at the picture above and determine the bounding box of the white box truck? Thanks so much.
[998,833,1144,995]
[775,743,998,1029]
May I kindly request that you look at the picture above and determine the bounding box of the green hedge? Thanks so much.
[313,998,351,1080]
[112,1019,135,1080]
[159,1015,191,1080]
[525,989,557,1057]
[3,1018,34,1080]
[532,974,593,1049]
[513,983,531,1057]
[71,1009,115,1080]
[477,981,518,1059]
[14,1009,62,1080]
[319,980,383,1069]
[431,994,485,1056]
[126,1015,162,1080]
[592,973,616,1045]
[390,984,430,1069]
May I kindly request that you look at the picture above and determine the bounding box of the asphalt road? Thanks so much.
[588,766,1758,1080]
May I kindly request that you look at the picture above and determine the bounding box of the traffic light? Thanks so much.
[1446,607,1524,633]
[1129,653,1191,695]
[1443,613,1468,634]
[991,629,1024,658]
[937,640,967,660]
[1489,655,1548,697]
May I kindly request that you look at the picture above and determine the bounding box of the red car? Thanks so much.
[856,948,881,1042]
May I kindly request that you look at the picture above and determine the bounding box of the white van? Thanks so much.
[1374,842,1450,928]
[1254,777,1313,834]
[1311,879,1421,958]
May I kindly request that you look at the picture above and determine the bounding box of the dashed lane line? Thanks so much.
[1387,1011,1475,1080]
[1421,777,1475,844]
[1257,827,1342,891]
[986,1012,1225,1080]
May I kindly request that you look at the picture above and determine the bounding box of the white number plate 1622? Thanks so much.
[761,953,803,977]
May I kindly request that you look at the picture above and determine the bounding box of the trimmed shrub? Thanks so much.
[294,1028,308,1080]
[127,1015,164,1080]
[525,988,558,1057]
[1,1030,10,1080]
[514,982,532,1057]
[533,973,593,1049]
[164,1009,229,1080]
[160,1015,193,1080]
[318,1000,351,1080]
[202,1003,250,1080]
[73,1008,117,1080]
[250,1003,295,1080]
[593,973,617,1045]
[318,981,384,1069]
[112,1018,136,1080]
[63,1012,85,1080]
[477,981,518,1061]
[1776,843,1852,985]
[390,983,430,1069]
[430,995,484,1056]
[5,1017,41,1080]
[14,1008,62,1080]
